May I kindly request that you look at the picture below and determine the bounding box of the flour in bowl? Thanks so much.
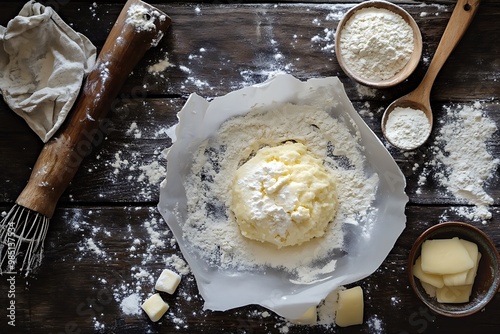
[181,102,379,282]
[338,7,414,81]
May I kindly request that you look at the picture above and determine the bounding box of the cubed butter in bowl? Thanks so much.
[408,222,500,317]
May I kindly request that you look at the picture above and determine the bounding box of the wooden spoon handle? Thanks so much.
[16,0,171,218]
[412,0,481,99]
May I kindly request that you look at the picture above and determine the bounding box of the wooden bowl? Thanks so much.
[408,222,500,317]
[335,0,422,88]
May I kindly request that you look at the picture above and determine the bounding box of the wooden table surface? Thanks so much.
[1,0,499,333]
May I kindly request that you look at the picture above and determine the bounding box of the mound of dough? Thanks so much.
[231,142,338,248]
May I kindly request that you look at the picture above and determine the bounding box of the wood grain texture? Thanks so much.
[0,1,499,333]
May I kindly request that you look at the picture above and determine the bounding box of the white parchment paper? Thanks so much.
[158,74,408,319]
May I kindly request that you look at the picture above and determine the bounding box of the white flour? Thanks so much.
[366,315,384,333]
[165,254,190,276]
[338,7,414,81]
[317,288,341,325]
[120,293,141,315]
[384,107,431,150]
[417,102,498,223]
[126,4,167,33]
[182,102,379,283]
[74,208,191,325]
[311,28,336,52]
[109,148,166,200]
[147,55,173,73]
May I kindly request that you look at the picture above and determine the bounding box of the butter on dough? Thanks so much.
[231,142,338,248]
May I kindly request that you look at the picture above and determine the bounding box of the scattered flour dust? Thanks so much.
[126,121,142,138]
[310,27,335,52]
[238,36,294,88]
[148,55,173,74]
[310,5,348,53]
[418,102,499,223]
[88,2,99,20]
[144,5,355,91]
[66,207,190,328]
[109,146,166,199]
[182,102,379,283]
[366,314,384,333]
[355,83,377,98]
[120,293,141,315]
[165,254,191,276]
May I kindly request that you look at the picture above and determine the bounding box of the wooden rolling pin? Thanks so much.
[15,0,171,218]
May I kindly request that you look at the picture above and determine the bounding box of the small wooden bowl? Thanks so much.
[335,0,422,88]
[408,222,500,317]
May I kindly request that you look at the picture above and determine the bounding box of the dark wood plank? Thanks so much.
[1,2,499,101]
[130,2,499,101]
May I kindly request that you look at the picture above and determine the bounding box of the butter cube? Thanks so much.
[141,293,169,322]
[421,237,474,275]
[290,305,317,325]
[442,239,480,286]
[443,270,468,286]
[335,286,364,327]
[420,281,437,298]
[155,269,181,294]
[465,252,481,285]
[460,239,479,263]
[436,285,473,303]
[412,257,444,288]
[459,239,480,285]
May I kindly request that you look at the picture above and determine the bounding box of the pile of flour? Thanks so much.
[182,102,379,283]
[417,102,498,223]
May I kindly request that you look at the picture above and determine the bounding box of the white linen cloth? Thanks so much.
[0,1,96,142]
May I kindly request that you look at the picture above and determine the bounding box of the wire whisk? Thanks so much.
[0,205,49,274]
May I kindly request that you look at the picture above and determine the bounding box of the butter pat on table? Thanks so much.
[289,305,317,325]
[335,286,364,327]
[155,269,181,294]
[141,293,169,322]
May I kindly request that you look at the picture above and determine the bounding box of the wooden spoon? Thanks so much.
[381,0,481,150]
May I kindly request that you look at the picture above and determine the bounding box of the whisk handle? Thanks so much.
[16,0,171,218]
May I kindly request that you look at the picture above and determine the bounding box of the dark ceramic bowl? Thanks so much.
[408,222,500,317]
